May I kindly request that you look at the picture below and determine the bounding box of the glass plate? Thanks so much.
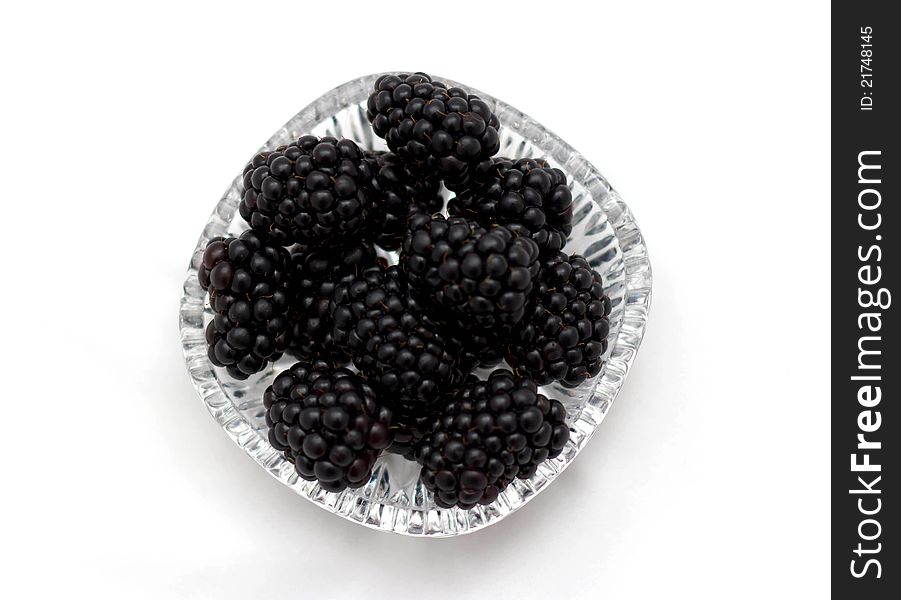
[179,73,652,537]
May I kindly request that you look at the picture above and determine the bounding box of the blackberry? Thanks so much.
[449,157,573,254]
[446,327,504,371]
[198,230,292,379]
[406,292,503,372]
[506,253,611,387]
[287,242,377,364]
[454,329,504,370]
[365,72,500,190]
[264,360,393,492]
[365,151,444,250]
[401,214,541,332]
[239,136,375,246]
[331,265,460,455]
[416,370,570,509]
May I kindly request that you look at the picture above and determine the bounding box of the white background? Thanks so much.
[0,1,830,598]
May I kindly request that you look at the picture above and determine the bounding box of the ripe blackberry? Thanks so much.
[416,370,570,509]
[287,242,377,364]
[365,151,444,250]
[406,292,503,372]
[331,265,461,455]
[365,72,500,190]
[449,157,573,253]
[454,329,504,370]
[506,253,611,387]
[401,214,541,332]
[264,360,393,492]
[239,136,375,246]
[198,230,292,379]
[447,327,505,370]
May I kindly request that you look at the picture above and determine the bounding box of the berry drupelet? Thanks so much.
[198,230,293,379]
[415,369,570,509]
[449,157,573,254]
[365,72,500,191]
[506,253,611,387]
[401,214,541,332]
[239,136,375,246]
[365,151,444,250]
[331,265,461,456]
[264,360,393,492]
[287,241,378,364]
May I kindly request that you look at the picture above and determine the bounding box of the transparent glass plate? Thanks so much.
[179,74,652,537]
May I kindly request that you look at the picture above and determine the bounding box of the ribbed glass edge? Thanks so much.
[178,73,652,537]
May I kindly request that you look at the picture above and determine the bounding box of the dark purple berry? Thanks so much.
[365,72,500,191]
[198,230,292,379]
[239,136,375,246]
[287,241,378,364]
[449,157,573,254]
[401,214,540,333]
[264,360,393,492]
[415,369,569,509]
[506,253,611,387]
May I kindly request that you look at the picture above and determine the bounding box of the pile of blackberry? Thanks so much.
[197,72,613,509]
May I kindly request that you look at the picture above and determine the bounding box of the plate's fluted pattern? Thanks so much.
[179,74,652,537]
